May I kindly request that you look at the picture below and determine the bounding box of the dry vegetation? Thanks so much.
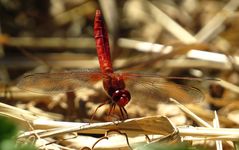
[1,0,239,149]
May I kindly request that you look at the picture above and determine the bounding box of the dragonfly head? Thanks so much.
[112,89,131,107]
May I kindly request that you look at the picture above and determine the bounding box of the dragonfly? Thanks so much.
[18,10,204,119]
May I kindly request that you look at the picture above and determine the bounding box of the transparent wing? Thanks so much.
[121,73,205,107]
[17,71,103,94]
[18,70,205,105]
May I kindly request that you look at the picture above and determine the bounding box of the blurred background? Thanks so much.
[1,0,239,149]
[0,0,239,144]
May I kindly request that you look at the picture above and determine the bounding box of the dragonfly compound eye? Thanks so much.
[112,89,131,107]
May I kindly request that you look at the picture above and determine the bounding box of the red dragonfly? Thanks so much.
[18,10,204,119]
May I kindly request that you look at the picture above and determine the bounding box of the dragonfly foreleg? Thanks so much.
[91,100,109,121]
[121,107,129,120]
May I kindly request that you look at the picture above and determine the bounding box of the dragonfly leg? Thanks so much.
[121,107,129,120]
[91,100,109,121]
[107,103,121,122]
[119,107,125,120]
[108,103,116,116]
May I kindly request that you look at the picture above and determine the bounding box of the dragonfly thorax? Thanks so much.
[112,89,131,107]
[102,74,130,107]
